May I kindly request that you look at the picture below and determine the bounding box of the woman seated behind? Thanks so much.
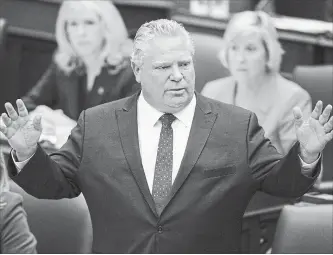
[0,153,37,253]
[201,11,312,155]
[22,0,139,121]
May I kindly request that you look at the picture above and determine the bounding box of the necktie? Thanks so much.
[152,113,176,215]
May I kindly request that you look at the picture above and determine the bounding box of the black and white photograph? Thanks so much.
[0,0,332,253]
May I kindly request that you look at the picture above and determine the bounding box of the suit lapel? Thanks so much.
[116,93,217,217]
[163,94,217,212]
[116,92,158,216]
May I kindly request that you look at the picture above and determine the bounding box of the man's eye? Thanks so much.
[180,62,190,67]
[157,66,170,70]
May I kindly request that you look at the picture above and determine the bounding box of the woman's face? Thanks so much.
[66,6,105,58]
[227,32,268,82]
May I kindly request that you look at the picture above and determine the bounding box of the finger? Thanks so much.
[319,104,332,125]
[1,113,12,127]
[0,123,8,136]
[16,99,29,117]
[324,130,333,143]
[4,102,19,121]
[293,107,303,129]
[311,100,323,120]
[33,115,43,132]
[324,116,333,133]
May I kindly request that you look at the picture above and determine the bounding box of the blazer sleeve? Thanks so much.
[276,90,312,155]
[0,192,37,254]
[8,111,85,199]
[246,112,321,198]
[22,63,59,112]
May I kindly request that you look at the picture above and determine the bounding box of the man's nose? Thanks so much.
[170,65,183,82]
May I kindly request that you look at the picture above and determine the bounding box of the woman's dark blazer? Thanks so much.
[0,191,37,253]
[22,61,140,120]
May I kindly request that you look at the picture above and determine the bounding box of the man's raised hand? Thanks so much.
[0,99,42,161]
[293,100,333,163]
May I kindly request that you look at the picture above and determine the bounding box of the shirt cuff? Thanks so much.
[298,153,321,177]
[11,150,35,172]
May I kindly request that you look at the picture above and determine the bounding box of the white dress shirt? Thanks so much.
[13,93,319,192]
[137,93,196,192]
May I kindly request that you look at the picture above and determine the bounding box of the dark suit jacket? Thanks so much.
[22,61,140,120]
[9,92,320,253]
[0,191,37,253]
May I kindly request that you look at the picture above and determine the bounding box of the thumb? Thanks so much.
[293,106,303,129]
[33,115,43,132]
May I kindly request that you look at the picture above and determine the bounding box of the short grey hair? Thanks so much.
[131,19,195,67]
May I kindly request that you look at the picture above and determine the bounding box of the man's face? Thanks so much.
[134,35,195,113]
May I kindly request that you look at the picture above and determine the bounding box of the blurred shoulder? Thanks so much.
[0,191,37,254]
[201,76,235,100]
[198,94,252,121]
[40,61,71,80]
[84,91,139,118]
[276,75,311,102]
[47,60,64,74]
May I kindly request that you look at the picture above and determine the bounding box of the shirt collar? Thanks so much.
[137,92,196,128]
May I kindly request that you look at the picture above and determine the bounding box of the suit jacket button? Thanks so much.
[157,226,163,233]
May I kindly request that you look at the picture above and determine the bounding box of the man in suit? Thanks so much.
[1,19,333,253]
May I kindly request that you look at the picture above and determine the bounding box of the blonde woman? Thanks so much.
[0,153,37,253]
[23,0,139,121]
[201,11,312,155]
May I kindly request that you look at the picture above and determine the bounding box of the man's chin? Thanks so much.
[165,98,192,113]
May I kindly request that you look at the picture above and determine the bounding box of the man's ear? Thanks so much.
[131,62,141,83]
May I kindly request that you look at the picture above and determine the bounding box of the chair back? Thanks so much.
[271,204,333,253]
[0,18,8,112]
[190,32,230,92]
[0,18,7,59]
[10,181,93,254]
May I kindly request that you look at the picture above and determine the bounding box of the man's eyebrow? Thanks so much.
[179,59,192,63]
[152,61,171,66]
[153,58,192,64]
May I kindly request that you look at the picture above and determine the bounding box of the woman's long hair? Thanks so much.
[54,0,131,75]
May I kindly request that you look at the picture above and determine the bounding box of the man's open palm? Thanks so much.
[293,101,333,158]
[0,99,42,158]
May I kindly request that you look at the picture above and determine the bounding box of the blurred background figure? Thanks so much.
[201,11,312,156]
[22,0,139,148]
[0,153,37,253]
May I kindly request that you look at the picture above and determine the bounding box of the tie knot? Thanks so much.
[160,113,176,127]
